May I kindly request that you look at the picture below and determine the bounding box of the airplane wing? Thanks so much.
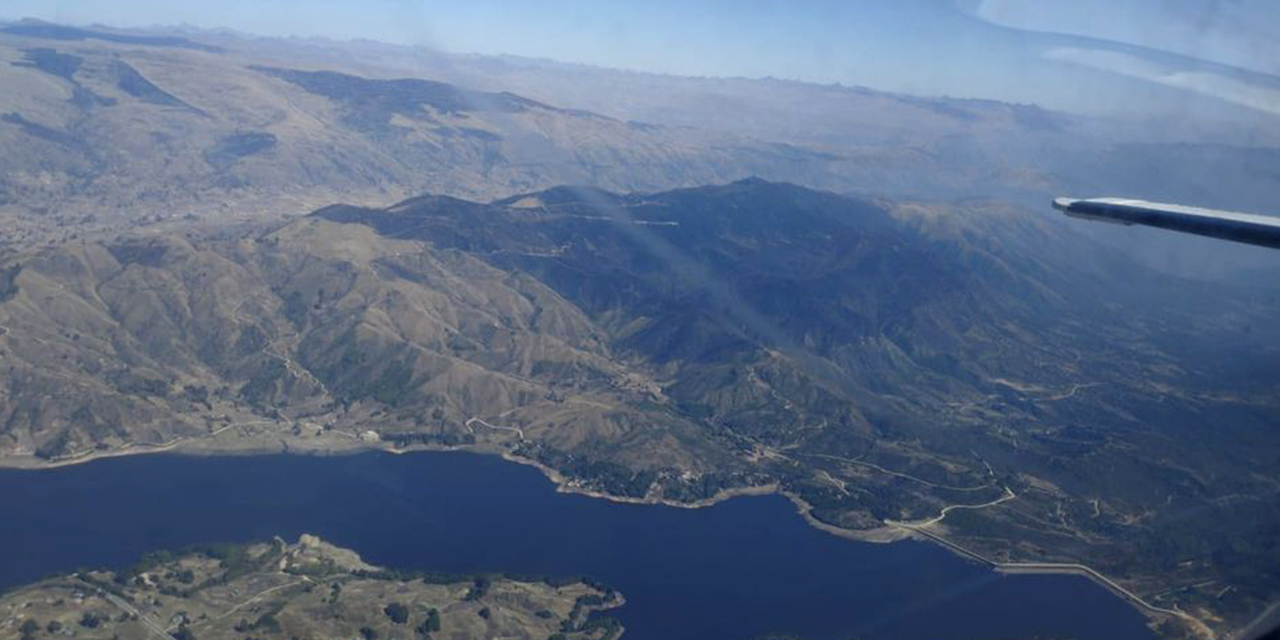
[1052,197,1280,250]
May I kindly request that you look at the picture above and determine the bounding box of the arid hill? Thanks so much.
[0,179,1276,637]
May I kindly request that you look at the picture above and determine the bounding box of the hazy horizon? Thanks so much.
[2,0,1278,121]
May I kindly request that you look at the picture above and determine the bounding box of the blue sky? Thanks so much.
[0,1,1007,85]
[2,0,1277,116]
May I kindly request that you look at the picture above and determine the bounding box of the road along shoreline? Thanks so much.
[0,434,1217,638]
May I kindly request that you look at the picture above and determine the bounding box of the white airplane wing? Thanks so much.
[1053,197,1280,250]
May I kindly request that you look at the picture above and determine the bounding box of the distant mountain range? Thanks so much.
[3,20,1279,277]
[0,23,866,250]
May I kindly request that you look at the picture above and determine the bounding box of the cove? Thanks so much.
[0,451,1155,640]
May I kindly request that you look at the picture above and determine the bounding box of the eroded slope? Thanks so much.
[0,180,1276,637]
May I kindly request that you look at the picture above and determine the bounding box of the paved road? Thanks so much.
[889,522,1214,638]
[466,417,526,441]
[888,486,1017,528]
[81,583,178,640]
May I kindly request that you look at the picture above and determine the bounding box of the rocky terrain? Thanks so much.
[0,179,1275,637]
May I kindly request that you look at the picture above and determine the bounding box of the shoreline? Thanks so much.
[894,520,1214,639]
[0,436,1216,638]
[0,438,192,470]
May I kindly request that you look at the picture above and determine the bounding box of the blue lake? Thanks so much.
[0,451,1155,640]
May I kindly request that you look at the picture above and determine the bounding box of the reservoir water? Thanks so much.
[0,451,1155,640]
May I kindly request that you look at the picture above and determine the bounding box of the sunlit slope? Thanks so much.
[0,218,728,474]
[0,179,1276,636]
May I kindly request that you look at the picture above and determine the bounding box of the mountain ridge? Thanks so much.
[0,179,1276,637]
